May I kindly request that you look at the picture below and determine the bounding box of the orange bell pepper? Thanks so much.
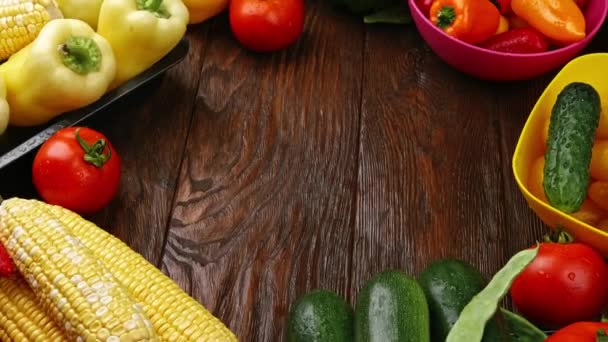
[511,0,586,46]
[429,0,500,44]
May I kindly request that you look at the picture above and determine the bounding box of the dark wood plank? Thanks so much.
[159,3,364,340]
[87,25,212,264]
[352,24,516,297]
[495,79,554,256]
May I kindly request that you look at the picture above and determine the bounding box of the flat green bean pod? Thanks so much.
[446,245,540,342]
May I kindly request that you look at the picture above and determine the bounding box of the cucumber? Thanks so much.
[544,82,601,213]
[286,289,354,342]
[354,270,430,342]
[418,259,509,342]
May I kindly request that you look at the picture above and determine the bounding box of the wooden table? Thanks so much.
[1,1,607,340]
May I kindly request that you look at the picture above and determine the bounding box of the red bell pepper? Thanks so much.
[416,0,434,16]
[545,322,608,342]
[490,0,511,14]
[478,27,549,53]
[575,0,589,9]
[0,243,15,277]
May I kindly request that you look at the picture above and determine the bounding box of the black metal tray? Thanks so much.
[0,38,190,171]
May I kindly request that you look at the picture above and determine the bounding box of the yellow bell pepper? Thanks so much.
[0,18,116,127]
[182,0,227,24]
[495,15,509,35]
[55,0,104,29]
[0,75,9,135]
[97,0,189,89]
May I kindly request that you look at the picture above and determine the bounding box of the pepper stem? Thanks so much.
[136,0,170,18]
[74,129,112,168]
[542,227,574,244]
[59,36,102,75]
[597,329,608,342]
[436,6,456,29]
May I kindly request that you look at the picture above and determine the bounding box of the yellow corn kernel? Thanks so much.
[47,202,239,342]
[0,0,62,60]
[0,198,238,341]
[0,276,67,341]
[0,198,158,341]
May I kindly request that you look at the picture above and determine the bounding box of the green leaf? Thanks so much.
[363,3,412,24]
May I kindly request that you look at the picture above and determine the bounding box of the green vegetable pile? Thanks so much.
[286,246,545,342]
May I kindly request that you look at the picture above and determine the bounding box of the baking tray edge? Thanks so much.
[0,37,190,171]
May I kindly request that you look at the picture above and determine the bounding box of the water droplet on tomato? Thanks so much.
[568,272,576,280]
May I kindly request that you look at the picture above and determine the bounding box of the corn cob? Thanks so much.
[0,0,63,60]
[0,198,239,342]
[0,198,158,341]
[47,201,239,342]
[0,276,67,341]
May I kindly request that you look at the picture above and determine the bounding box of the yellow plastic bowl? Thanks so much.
[513,53,608,256]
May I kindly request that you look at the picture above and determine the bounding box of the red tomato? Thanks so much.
[229,0,305,53]
[32,127,121,215]
[546,322,608,341]
[509,242,608,329]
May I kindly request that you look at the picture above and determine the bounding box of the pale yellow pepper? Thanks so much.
[0,19,116,127]
[55,0,104,29]
[182,0,228,24]
[97,0,189,89]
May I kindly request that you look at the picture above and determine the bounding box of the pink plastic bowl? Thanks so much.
[408,0,608,81]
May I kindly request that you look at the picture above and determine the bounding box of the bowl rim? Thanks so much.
[512,52,608,238]
[408,0,608,58]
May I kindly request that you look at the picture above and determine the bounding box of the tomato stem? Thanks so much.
[597,329,608,342]
[543,227,574,244]
[74,128,111,168]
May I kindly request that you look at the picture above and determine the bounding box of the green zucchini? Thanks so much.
[354,270,430,342]
[500,308,547,342]
[286,289,354,342]
[543,82,601,213]
[417,259,509,342]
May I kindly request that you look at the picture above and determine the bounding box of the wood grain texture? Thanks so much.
[86,25,212,264]
[495,79,553,254]
[2,4,608,341]
[160,3,364,340]
[352,23,516,299]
